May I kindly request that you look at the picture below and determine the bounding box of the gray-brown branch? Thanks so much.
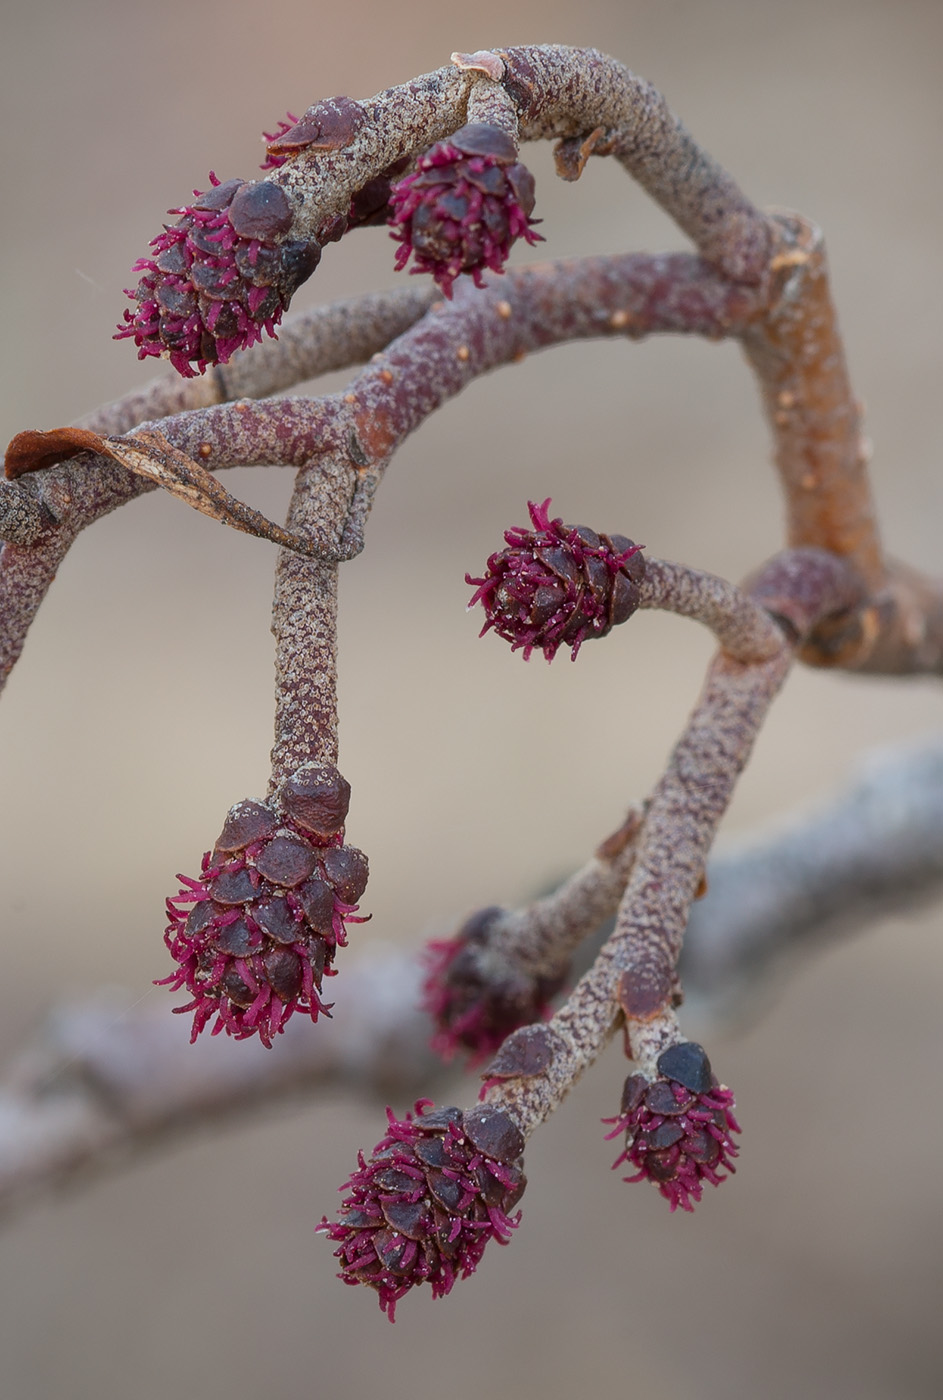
[1,733,939,1218]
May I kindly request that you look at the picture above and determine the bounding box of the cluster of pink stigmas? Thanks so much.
[606,1042,741,1212]
[162,766,368,1047]
[467,497,647,660]
[388,122,542,294]
[117,119,540,374]
[318,1100,526,1322]
[116,174,322,377]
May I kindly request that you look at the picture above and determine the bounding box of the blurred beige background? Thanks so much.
[2,0,942,1396]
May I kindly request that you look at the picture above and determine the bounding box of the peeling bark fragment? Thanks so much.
[553,126,609,181]
[4,427,104,479]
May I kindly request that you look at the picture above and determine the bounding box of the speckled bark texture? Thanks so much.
[480,550,859,1140]
[269,455,355,785]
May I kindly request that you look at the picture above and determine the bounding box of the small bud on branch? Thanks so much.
[467,498,645,660]
[161,773,368,1047]
[604,1042,740,1212]
[319,1100,526,1320]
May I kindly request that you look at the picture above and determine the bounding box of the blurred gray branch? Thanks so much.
[0,734,940,1219]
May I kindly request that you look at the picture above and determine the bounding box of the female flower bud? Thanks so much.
[319,1100,526,1320]
[116,173,320,377]
[160,766,368,1046]
[467,498,646,661]
[422,907,566,1064]
[604,1041,740,1211]
[389,123,542,297]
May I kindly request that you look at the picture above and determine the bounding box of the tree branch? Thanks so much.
[2,733,939,1218]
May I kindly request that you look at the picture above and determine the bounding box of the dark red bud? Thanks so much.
[298,877,336,934]
[253,896,299,944]
[414,1136,448,1169]
[155,243,189,275]
[279,765,351,836]
[646,1120,685,1151]
[254,835,317,888]
[414,1105,463,1133]
[485,1024,559,1079]
[228,181,294,241]
[156,283,196,318]
[656,1041,713,1095]
[263,948,303,1001]
[208,866,256,905]
[620,1073,649,1117]
[609,573,642,626]
[381,1199,427,1239]
[184,901,216,938]
[644,1081,693,1116]
[278,238,322,294]
[213,917,255,956]
[449,122,517,162]
[461,1106,526,1163]
[321,845,368,903]
[646,1147,682,1182]
[317,212,349,244]
[222,967,255,1008]
[215,800,278,853]
[192,178,245,211]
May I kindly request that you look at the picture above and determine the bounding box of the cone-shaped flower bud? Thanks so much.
[604,1041,740,1211]
[389,123,542,297]
[160,766,368,1046]
[467,498,646,661]
[319,1100,526,1321]
[422,907,567,1064]
[116,173,320,377]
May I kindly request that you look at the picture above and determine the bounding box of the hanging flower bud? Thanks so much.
[116,173,321,377]
[160,766,369,1046]
[467,498,646,661]
[422,907,567,1064]
[604,1041,740,1212]
[319,1100,526,1321]
[389,123,542,297]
